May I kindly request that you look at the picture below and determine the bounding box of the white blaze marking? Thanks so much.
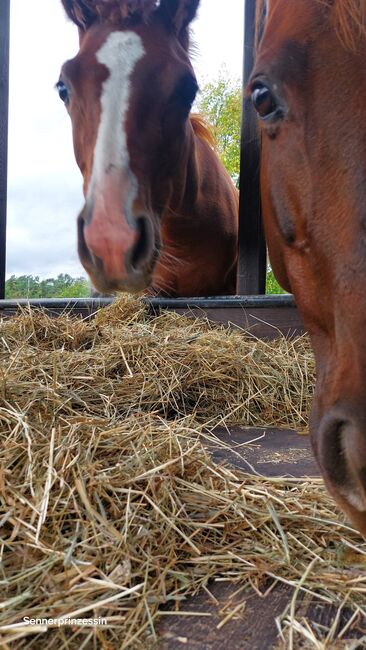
[89,31,145,220]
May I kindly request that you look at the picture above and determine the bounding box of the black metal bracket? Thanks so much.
[0,0,10,300]
[237,0,266,295]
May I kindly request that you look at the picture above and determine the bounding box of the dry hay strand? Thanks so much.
[0,296,364,649]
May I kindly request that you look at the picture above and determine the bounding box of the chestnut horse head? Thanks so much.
[251,0,366,533]
[59,0,238,296]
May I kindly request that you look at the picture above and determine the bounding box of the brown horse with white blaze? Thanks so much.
[59,0,238,297]
[250,0,366,534]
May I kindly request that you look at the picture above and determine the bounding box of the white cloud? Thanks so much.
[7,0,244,279]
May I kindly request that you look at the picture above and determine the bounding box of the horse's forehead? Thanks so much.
[96,30,145,77]
[264,0,321,37]
[75,25,148,74]
[258,0,322,68]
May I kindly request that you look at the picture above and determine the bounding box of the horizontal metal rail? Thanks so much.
[0,295,294,311]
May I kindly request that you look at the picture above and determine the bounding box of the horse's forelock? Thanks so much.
[332,0,366,50]
[69,0,158,27]
[62,0,97,29]
[101,0,157,23]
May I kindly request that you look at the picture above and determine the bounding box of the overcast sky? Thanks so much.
[7,0,244,279]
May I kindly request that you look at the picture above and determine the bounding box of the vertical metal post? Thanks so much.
[0,0,10,299]
[237,0,266,295]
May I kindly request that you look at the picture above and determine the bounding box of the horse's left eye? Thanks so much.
[251,83,278,119]
[56,81,69,104]
[173,75,198,110]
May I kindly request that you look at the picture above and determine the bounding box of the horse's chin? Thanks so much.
[325,480,366,537]
[88,270,153,295]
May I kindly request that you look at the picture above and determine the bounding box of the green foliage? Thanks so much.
[6,273,286,297]
[197,68,242,186]
[5,274,91,299]
[266,269,288,295]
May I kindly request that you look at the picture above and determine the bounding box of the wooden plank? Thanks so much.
[149,296,304,338]
[0,0,10,300]
[0,297,113,319]
[158,580,363,649]
[158,582,293,650]
[170,306,304,339]
[237,0,266,295]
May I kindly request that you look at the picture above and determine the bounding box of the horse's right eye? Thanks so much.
[251,83,278,119]
[56,80,69,104]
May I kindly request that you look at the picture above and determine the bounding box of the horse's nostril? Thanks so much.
[319,417,349,486]
[130,216,153,272]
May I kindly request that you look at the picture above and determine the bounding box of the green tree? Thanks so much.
[197,67,242,186]
[5,274,90,299]
[57,278,90,298]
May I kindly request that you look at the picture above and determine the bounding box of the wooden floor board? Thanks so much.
[206,426,318,478]
[159,582,292,650]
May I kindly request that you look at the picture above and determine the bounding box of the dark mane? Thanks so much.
[256,0,366,50]
[65,0,158,27]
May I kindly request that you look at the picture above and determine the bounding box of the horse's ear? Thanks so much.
[157,0,200,40]
[61,0,98,31]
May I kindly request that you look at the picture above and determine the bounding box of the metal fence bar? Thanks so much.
[0,295,296,311]
[0,0,10,300]
[237,0,267,295]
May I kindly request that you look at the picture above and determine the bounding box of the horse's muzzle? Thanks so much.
[315,404,366,534]
[77,206,158,293]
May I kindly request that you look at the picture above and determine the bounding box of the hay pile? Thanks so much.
[0,296,365,649]
[1,295,315,430]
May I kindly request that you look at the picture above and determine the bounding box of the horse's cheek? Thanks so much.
[260,158,292,293]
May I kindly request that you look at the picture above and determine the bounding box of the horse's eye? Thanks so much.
[56,80,69,104]
[172,75,198,110]
[251,84,277,119]
[181,77,198,108]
